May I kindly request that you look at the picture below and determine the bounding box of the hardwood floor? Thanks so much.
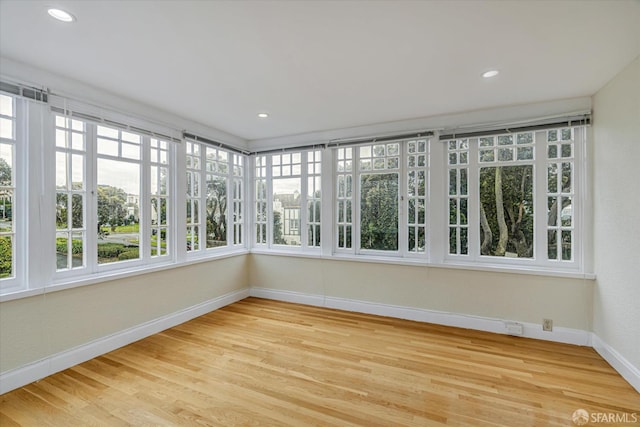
[1,297,638,426]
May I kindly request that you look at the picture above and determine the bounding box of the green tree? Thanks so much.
[0,158,11,185]
[360,173,398,250]
[273,211,286,244]
[97,185,128,232]
[479,165,534,257]
[0,236,11,278]
[206,177,227,244]
[0,158,12,221]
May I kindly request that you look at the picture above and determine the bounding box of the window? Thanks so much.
[307,150,321,247]
[445,127,584,269]
[256,150,321,249]
[254,155,267,245]
[149,138,170,257]
[272,152,302,246]
[96,125,142,265]
[55,116,86,270]
[336,147,353,249]
[231,154,244,246]
[546,128,575,261]
[359,143,400,251]
[53,115,177,277]
[334,138,429,256]
[406,139,428,253]
[0,94,17,281]
[186,140,245,254]
[186,141,201,251]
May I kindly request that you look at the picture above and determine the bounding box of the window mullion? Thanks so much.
[140,136,151,261]
[86,123,98,273]
[266,155,273,248]
[399,142,407,257]
[534,130,547,263]
[467,138,480,260]
[320,148,333,256]
[300,153,309,248]
[174,141,186,262]
[353,149,361,254]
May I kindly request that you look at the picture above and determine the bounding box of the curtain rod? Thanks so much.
[252,144,326,155]
[328,130,434,147]
[183,132,250,155]
[0,80,48,103]
[439,113,591,140]
[51,106,181,143]
[252,130,435,155]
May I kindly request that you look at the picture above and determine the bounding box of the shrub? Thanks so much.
[117,249,139,261]
[57,238,83,255]
[97,242,126,259]
[0,236,11,278]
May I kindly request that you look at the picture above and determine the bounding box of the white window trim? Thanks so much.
[332,140,430,259]
[0,95,26,293]
[252,149,323,253]
[442,128,586,273]
[185,141,247,258]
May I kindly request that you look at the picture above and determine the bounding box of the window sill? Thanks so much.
[249,250,596,280]
[0,248,249,303]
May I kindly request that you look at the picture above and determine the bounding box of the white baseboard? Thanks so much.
[0,288,249,395]
[249,287,591,347]
[592,334,640,393]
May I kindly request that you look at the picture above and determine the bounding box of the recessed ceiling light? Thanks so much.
[257,113,269,118]
[482,70,499,78]
[47,8,76,23]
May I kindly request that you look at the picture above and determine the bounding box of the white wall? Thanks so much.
[249,254,593,331]
[0,255,249,373]
[592,56,640,370]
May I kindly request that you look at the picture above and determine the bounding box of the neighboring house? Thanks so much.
[273,190,301,245]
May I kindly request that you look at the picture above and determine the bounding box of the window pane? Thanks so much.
[97,159,140,264]
[273,177,301,245]
[360,173,398,251]
[0,191,12,231]
[206,175,227,248]
[0,235,11,278]
[0,95,13,116]
[479,165,534,258]
[0,118,13,139]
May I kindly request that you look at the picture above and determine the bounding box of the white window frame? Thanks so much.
[332,138,430,259]
[0,94,26,293]
[443,127,585,272]
[185,139,247,258]
[51,115,177,281]
[253,149,322,252]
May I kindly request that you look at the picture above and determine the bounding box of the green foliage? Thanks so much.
[100,223,139,234]
[97,242,127,259]
[56,238,83,254]
[206,177,227,244]
[272,211,286,244]
[97,185,130,231]
[0,236,11,278]
[0,158,11,185]
[479,165,534,257]
[117,249,139,261]
[97,242,139,262]
[360,173,398,251]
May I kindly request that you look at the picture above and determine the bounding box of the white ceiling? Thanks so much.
[1,0,638,143]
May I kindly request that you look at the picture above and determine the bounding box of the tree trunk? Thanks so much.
[480,202,493,255]
[495,167,508,256]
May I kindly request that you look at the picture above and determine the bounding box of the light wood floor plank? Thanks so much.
[1,297,638,426]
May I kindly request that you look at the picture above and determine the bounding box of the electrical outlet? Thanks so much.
[505,322,524,336]
[543,318,553,332]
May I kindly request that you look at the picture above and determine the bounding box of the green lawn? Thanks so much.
[100,223,140,233]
